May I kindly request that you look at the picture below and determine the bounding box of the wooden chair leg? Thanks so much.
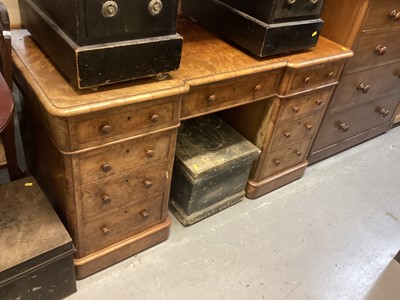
[2,114,24,180]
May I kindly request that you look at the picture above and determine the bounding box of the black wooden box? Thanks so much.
[181,0,323,57]
[170,115,260,226]
[219,0,324,23]
[0,177,76,300]
[18,0,182,89]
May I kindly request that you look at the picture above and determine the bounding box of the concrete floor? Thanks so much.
[62,126,400,300]
[2,121,400,299]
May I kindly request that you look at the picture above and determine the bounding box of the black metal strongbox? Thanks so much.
[18,0,182,89]
[181,0,324,57]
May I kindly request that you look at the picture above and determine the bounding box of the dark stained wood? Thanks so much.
[181,0,323,57]
[310,0,400,163]
[0,176,76,299]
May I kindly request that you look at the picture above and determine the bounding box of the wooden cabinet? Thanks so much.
[309,0,400,163]
[11,17,351,279]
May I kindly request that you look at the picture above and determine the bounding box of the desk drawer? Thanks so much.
[363,0,400,30]
[180,70,280,119]
[346,30,400,72]
[330,61,400,110]
[261,139,310,178]
[279,89,331,122]
[312,95,399,151]
[76,130,175,185]
[271,114,320,151]
[80,161,168,221]
[286,62,342,94]
[79,193,164,255]
[71,96,180,150]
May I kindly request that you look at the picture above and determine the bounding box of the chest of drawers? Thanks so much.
[309,0,400,163]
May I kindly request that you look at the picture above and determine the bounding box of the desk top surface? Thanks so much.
[12,17,352,118]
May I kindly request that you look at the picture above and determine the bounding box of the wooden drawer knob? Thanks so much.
[292,106,300,113]
[389,10,400,22]
[208,94,216,103]
[294,150,302,157]
[304,77,311,84]
[376,107,390,117]
[100,124,112,134]
[375,45,387,56]
[284,131,291,138]
[273,159,281,166]
[140,210,149,218]
[143,180,153,189]
[101,163,112,172]
[357,83,370,94]
[254,84,262,91]
[304,124,313,131]
[338,122,350,132]
[101,226,110,235]
[146,149,155,158]
[150,114,160,122]
[102,195,112,206]
[315,98,323,106]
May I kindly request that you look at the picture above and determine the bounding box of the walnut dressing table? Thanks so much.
[11,17,352,278]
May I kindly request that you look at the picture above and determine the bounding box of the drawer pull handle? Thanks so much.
[273,159,281,166]
[309,0,318,3]
[101,226,111,235]
[148,0,163,16]
[376,107,390,117]
[102,195,112,206]
[375,45,387,56]
[294,150,302,157]
[357,83,370,94]
[287,0,296,4]
[292,106,300,113]
[100,124,112,134]
[304,77,311,84]
[338,122,350,132]
[315,98,323,106]
[304,124,313,131]
[140,210,149,218]
[389,10,400,22]
[102,1,118,18]
[284,131,291,138]
[146,149,155,158]
[150,114,160,122]
[101,163,112,173]
[143,180,153,189]
[327,72,334,78]
[254,84,262,91]
[208,94,216,103]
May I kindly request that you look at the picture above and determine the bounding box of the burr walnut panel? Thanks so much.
[279,89,331,121]
[80,193,164,256]
[76,131,173,185]
[180,70,281,119]
[80,161,168,221]
[260,139,311,179]
[270,113,321,151]
[285,62,342,94]
[71,96,180,150]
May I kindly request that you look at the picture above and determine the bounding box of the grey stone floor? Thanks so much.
[64,126,400,300]
[2,122,400,300]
